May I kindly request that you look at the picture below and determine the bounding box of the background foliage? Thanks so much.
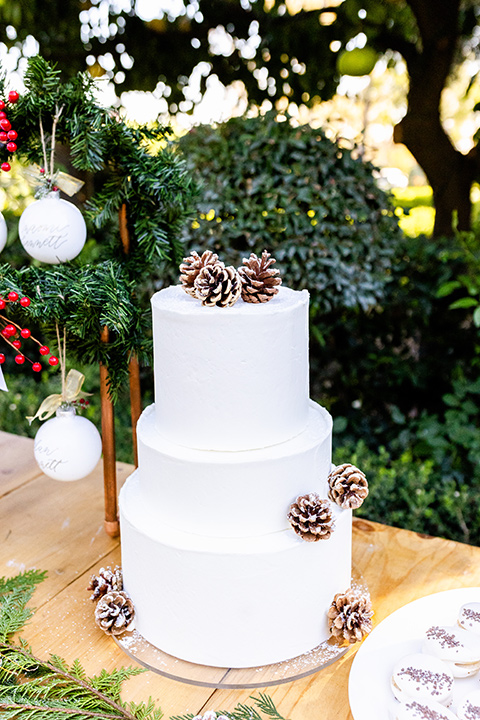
[2,106,480,546]
[176,111,401,313]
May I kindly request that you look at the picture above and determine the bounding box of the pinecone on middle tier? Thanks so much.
[287,493,335,541]
[194,263,242,307]
[238,250,282,303]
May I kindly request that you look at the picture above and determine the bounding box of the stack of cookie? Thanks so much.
[390,602,480,718]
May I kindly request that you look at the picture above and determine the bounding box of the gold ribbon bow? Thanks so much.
[27,369,88,424]
[24,164,85,196]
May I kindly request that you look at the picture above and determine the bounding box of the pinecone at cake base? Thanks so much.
[327,588,373,645]
[287,493,335,541]
[238,250,282,303]
[180,250,222,297]
[87,565,123,601]
[194,263,242,307]
[328,463,369,510]
[94,590,135,636]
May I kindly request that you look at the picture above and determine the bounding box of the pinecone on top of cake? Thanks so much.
[180,250,222,297]
[180,249,282,306]
[238,250,282,303]
[194,263,242,307]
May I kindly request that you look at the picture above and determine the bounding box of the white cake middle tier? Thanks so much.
[137,400,332,538]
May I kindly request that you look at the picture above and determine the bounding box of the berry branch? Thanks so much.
[0,291,58,371]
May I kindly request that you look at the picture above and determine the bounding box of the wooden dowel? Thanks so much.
[119,202,142,466]
[100,325,119,537]
[129,355,141,467]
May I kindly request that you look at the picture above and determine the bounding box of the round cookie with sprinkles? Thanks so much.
[390,652,454,706]
[394,699,458,720]
[457,690,480,720]
[458,602,480,636]
[423,625,480,678]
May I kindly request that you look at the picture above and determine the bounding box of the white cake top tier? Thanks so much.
[152,284,310,451]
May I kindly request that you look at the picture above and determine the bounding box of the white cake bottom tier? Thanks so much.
[119,472,352,668]
[136,400,332,538]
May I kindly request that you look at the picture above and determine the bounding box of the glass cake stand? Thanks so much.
[113,573,368,689]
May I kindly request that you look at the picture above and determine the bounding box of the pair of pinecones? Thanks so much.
[87,566,135,637]
[287,463,369,543]
[179,249,281,308]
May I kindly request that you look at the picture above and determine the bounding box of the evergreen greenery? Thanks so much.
[0,55,196,398]
[0,571,287,720]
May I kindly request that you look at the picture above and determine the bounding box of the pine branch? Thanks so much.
[0,644,143,720]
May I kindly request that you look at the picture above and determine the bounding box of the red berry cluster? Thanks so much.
[0,291,59,371]
[0,91,19,173]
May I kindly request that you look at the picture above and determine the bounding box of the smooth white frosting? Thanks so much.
[151,285,310,451]
[136,400,332,537]
[120,471,352,668]
[120,280,356,668]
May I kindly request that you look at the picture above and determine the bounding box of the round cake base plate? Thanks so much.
[114,630,350,689]
[113,572,367,689]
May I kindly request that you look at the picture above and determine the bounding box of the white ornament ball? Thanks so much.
[19,191,87,264]
[34,405,102,481]
[0,210,7,253]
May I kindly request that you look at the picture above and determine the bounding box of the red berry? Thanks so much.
[8,91,19,104]
[0,118,11,131]
[6,142,16,152]
[0,101,4,110]
[12,339,21,349]
[39,345,49,355]
[1,329,9,338]
[84,400,90,406]
[7,130,17,140]
[7,291,18,301]
[0,353,4,364]
[20,328,31,338]
[52,186,58,191]
[0,112,6,120]
[4,324,15,336]
[39,167,45,174]
[14,354,25,364]
[0,299,5,309]
[0,132,6,143]
[1,163,11,172]
[48,355,59,366]
[19,296,30,307]
[32,362,42,372]
[79,398,85,404]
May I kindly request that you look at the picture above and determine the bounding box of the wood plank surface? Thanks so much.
[2,430,480,719]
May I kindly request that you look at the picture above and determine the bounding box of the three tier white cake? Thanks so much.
[119,258,367,668]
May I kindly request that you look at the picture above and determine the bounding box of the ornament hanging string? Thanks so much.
[26,323,90,423]
[38,103,64,194]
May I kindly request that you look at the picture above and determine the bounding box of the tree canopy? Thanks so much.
[1,0,480,236]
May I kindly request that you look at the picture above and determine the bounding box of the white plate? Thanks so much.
[348,588,480,720]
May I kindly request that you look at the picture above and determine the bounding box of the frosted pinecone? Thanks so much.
[87,566,123,601]
[238,250,282,303]
[328,464,369,510]
[287,493,335,541]
[194,263,242,307]
[180,250,222,297]
[327,588,373,644]
[94,590,135,636]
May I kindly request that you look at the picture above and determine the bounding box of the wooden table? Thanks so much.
[2,428,480,719]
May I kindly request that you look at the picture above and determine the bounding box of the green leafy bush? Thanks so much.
[177,111,401,312]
